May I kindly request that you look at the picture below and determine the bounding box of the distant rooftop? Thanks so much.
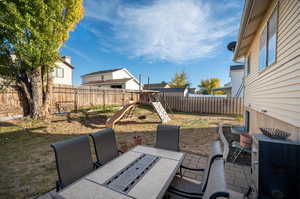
[144,83,169,89]
[82,68,123,76]
[151,88,187,93]
[82,78,132,85]
[230,65,244,71]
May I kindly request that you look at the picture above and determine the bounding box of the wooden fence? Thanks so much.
[159,95,244,115]
[0,85,244,118]
[0,84,140,117]
[51,85,139,110]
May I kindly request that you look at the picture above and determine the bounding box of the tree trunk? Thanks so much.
[41,71,53,118]
[30,67,45,119]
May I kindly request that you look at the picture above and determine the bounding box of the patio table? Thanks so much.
[54,145,185,199]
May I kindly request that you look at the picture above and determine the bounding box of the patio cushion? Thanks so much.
[90,128,119,165]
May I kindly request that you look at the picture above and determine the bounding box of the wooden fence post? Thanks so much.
[103,89,106,108]
[74,88,78,112]
[122,90,125,106]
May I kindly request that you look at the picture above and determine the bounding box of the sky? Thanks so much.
[60,0,243,87]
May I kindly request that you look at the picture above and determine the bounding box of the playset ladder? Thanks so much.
[151,101,171,123]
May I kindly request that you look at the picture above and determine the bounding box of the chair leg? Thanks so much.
[56,181,60,192]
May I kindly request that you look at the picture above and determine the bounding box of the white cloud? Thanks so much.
[85,0,239,63]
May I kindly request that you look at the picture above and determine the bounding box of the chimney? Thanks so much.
[62,56,71,64]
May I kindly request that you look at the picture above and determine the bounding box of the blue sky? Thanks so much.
[60,0,243,87]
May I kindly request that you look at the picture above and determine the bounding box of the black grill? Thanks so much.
[251,134,300,199]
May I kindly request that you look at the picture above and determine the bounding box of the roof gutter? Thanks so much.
[233,0,255,61]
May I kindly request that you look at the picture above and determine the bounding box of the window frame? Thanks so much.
[245,111,250,133]
[258,5,279,71]
[55,67,64,78]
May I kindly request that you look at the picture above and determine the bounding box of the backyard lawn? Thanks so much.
[0,105,241,199]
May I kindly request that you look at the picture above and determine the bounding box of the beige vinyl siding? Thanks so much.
[244,0,300,128]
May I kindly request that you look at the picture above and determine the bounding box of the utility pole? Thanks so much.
[147,76,150,90]
[139,74,142,92]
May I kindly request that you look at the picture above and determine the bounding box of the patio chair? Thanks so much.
[51,136,95,191]
[169,158,229,199]
[168,141,224,198]
[90,128,122,166]
[155,124,180,152]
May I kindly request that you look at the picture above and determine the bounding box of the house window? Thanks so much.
[245,111,250,132]
[111,85,122,88]
[101,75,104,80]
[259,6,278,70]
[55,67,64,78]
[246,55,251,75]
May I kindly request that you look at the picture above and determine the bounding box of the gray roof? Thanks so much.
[144,83,169,89]
[82,68,123,76]
[230,65,244,71]
[151,88,186,93]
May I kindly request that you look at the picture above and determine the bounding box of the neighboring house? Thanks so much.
[212,65,244,97]
[234,0,300,142]
[152,88,188,97]
[0,55,74,86]
[53,56,74,85]
[144,82,170,89]
[81,68,142,90]
[188,88,196,95]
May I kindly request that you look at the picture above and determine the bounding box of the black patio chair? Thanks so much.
[169,141,224,198]
[155,124,180,152]
[90,128,122,166]
[51,136,95,191]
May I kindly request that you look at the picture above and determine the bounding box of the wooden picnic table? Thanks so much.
[54,145,185,199]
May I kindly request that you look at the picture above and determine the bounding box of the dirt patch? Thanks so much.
[0,106,241,199]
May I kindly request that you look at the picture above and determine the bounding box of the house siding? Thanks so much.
[82,73,113,84]
[244,0,300,139]
[53,61,73,85]
[125,79,140,90]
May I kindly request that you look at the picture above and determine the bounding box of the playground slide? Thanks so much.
[105,103,136,128]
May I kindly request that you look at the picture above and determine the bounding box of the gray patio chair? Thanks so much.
[168,141,224,198]
[51,136,95,191]
[155,124,180,151]
[90,128,122,166]
[169,158,229,199]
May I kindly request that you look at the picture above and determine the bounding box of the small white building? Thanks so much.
[229,65,244,97]
[53,56,74,85]
[213,65,244,97]
[81,68,142,90]
[152,88,188,97]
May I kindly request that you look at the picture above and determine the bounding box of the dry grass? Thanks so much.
[0,105,241,199]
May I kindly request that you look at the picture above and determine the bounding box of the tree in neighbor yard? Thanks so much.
[169,72,190,88]
[0,0,84,119]
[198,78,224,95]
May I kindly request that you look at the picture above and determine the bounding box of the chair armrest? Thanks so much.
[180,165,205,172]
[94,161,102,168]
